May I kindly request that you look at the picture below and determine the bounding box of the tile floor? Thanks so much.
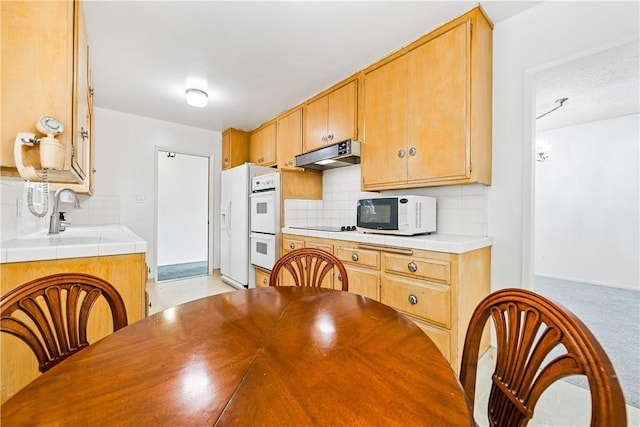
[146,275,639,426]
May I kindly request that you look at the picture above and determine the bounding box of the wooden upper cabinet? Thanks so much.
[1,0,94,192]
[303,79,357,152]
[362,8,492,190]
[277,107,302,169]
[249,121,276,166]
[222,128,249,170]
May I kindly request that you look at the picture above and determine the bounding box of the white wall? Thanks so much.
[535,114,639,289]
[490,1,639,291]
[93,108,221,278]
[157,152,209,266]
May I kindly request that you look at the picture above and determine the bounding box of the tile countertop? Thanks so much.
[1,225,147,264]
[282,227,492,254]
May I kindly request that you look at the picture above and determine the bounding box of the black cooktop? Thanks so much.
[290,225,356,232]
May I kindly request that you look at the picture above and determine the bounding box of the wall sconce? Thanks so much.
[166,152,176,158]
[536,150,549,163]
[185,88,208,108]
[535,141,550,163]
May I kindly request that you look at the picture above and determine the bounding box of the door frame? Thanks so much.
[520,38,636,290]
[154,146,214,282]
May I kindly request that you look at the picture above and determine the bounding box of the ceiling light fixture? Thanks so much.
[185,88,208,108]
[536,97,568,120]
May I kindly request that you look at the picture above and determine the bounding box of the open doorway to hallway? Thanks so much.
[530,40,639,409]
[156,150,210,282]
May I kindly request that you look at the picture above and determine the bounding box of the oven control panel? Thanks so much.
[252,172,278,192]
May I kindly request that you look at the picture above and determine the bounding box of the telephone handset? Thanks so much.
[15,116,65,217]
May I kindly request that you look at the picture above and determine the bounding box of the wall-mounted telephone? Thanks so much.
[14,116,65,217]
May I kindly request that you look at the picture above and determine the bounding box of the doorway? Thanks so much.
[526,41,639,408]
[156,150,211,282]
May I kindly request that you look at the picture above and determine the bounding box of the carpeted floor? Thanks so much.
[157,261,208,282]
[536,276,639,408]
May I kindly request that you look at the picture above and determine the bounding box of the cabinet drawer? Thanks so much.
[282,237,305,253]
[255,267,271,288]
[383,253,450,284]
[381,275,451,328]
[304,241,333,254]
[409,316,452,364]
[345,266,379,300]
[335,246,380,269]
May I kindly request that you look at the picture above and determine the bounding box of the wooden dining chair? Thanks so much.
[459,288,626,427]
[1,273,128,373]
[269,248,349,291]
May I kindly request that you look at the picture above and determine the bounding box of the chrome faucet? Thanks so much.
[49,188,80,234]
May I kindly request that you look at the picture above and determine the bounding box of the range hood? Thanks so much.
[295,139,360,170]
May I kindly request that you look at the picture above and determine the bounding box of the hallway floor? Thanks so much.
[146,275,639,426]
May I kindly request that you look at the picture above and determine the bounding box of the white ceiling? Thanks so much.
[84,1,541,133]
[535,40,640,132]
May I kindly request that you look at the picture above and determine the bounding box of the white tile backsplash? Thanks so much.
[283,164,488,236]
[1,177,121,242]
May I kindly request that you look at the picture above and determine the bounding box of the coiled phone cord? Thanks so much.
[26,170,49,217]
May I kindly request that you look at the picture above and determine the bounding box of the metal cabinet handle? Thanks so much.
[80,127,89,141]
[407,261,418,273]
[397,149,406,158]
[321,136,327,142]
[262,278,268,285]
[290,243,295,249]
[327,133,334,141]
[351,253,359,262]
[337,274,343,281]
[408,294,418,305]
[409,147,417,156]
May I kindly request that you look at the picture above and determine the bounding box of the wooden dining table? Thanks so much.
[1,286,473,426]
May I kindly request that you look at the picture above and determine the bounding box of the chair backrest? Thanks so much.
[269,248,349,291]
[1,273,128,373]
[459,288,626,427]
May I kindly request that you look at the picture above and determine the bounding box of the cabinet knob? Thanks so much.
[409,147,417,156]
[80,127,89,141]
[321,136,327,142]
[397,149,406,158]
[352,253,359,262]
[290,243,295,249]
[262,278,267,285]
[407,261,418,273]
[408,294,418,305]
[327,133,334,141]
[224,157,229,162]
[337,274,343,281]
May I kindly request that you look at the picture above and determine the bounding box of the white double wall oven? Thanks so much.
[250,172,280,273]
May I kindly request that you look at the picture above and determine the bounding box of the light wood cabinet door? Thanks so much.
[303,80,357,153]
[222,128,249,170]
[407,20,470,183]
[255,267,271,288]
[277,108,302,169]
[327,80,357,145]
[1,0,93,191]
[362,9,491,190]
[345,265,379,300]
[303,96,328,152]
[361,56,408,188]
[249,122,276,166]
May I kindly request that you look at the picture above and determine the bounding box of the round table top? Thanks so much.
[2,286,472,426]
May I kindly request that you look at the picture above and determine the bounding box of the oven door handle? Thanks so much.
[250,232,275,241]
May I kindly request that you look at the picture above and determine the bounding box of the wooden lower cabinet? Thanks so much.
[255,267,271,288]
[282,234,490,372]
[0,253,147,403]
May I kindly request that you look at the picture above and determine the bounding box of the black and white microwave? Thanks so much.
[356,196,436,236]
